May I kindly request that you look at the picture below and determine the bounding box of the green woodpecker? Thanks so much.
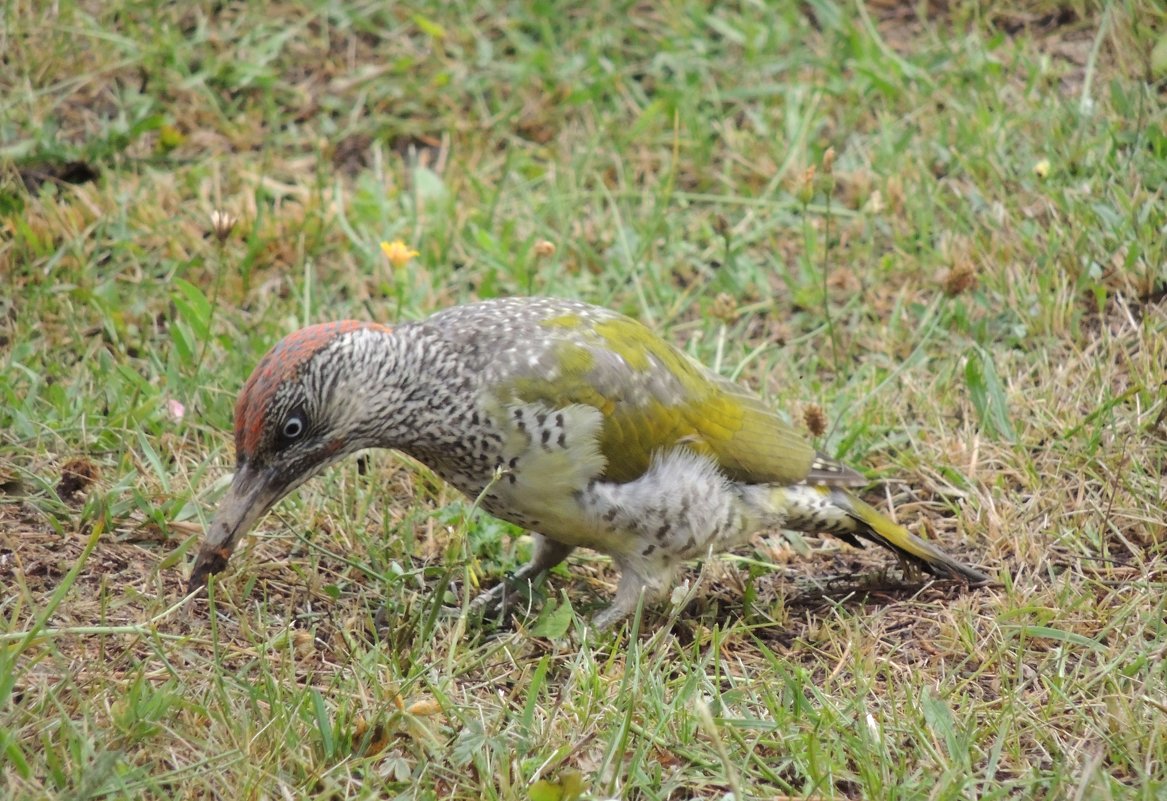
[188,297,989,627]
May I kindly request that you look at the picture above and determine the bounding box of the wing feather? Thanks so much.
[481,305,860,486]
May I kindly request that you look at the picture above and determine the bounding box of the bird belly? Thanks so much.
[443,400,615,549]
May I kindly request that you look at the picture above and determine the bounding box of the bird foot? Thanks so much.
[588,564,661,630]
[467,572,545,622]
[591,603,631,631]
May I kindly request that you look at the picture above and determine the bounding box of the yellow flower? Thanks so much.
[380,240,419,269]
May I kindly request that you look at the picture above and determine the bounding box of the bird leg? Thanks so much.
[591,558,679,630]
[470,533,575,621]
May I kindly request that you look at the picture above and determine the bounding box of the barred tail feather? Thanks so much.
[765,484,990,585]
[835,490,990,585]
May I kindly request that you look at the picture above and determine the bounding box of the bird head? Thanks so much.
[187,320,394,592]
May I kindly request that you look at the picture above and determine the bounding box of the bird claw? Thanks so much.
[436,603,466,619]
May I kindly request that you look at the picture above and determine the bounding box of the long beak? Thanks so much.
[187,463,284,593]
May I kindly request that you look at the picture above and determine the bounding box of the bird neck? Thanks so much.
[357,324,479,458]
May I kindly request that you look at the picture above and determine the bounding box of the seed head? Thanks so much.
[803,403,827,437]
[710,292,738,323]
[210,209,237,243]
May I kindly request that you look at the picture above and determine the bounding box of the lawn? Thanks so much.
[2,1,1166,799]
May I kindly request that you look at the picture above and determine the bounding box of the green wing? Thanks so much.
[494,312,821,485]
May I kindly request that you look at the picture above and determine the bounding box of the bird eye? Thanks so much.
[281,413,306,441]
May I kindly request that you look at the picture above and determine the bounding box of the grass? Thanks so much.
[2,0,1166,798]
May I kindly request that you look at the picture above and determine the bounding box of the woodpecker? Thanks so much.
[188,297,989,627]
